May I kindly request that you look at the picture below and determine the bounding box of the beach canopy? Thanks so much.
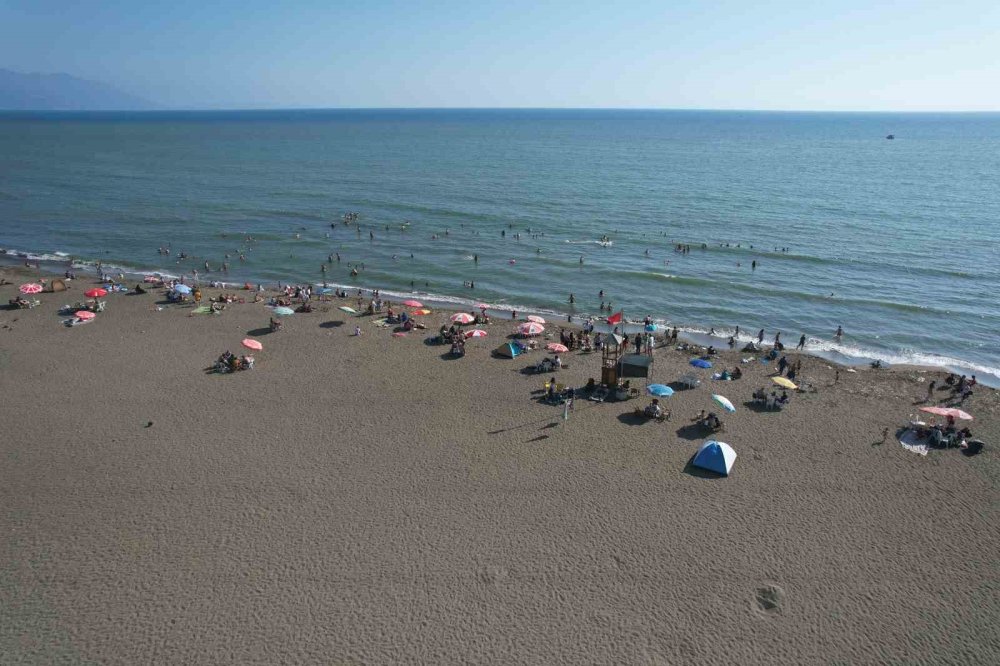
[526,315,546,324]
[465,329,488,338]
[46,279,67,292]
[75,310,96,320]
[692,440,737,476]
[494,341,522,358]
[518,322,544,336]
[173,284,192,294]
[647,384,674,397]
[919,406,973,421]
[19,283,43,294]
[712,394,736,413]
[450,312,475,324]
[772,376,797,389]
[84,288,108,298]
[546,343,568,353]
[338,306,358,314]
[690,358,713,369]
[241,338,263,351]
[273,306,295,316]
[403,299,423,308]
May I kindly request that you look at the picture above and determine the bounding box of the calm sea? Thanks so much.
[1,109,998,383]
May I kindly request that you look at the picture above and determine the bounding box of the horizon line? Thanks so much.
[2,106,999,115]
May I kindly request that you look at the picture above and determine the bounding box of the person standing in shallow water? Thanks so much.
[757,329,765,344]
[797,334,806,350]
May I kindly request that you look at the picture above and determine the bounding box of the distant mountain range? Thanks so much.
[0,69,155,110]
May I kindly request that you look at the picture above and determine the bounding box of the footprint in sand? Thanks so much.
[755,584,785,614]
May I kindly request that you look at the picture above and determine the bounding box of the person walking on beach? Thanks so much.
[757,329,765,345]
[774,331,781,346]
[925,379,937,403]
[778,356,788,375]
[797,334,806,350]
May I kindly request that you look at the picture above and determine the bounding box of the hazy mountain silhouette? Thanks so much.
[0,69,155,110]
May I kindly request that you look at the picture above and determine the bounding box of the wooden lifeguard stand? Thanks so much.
[601,333,625,386]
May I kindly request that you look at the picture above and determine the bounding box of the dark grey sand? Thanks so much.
[1,272,998,664]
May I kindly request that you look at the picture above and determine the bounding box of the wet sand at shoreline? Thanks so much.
[1,270,998,664]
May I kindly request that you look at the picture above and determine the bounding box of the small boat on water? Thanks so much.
[886,134,895,140]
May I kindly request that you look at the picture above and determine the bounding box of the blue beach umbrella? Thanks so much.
[173,284,192,295]
[711,394,736,413]
[273,306,295,316]
[647,384,674,397]
[645,323,658,332]
[690,358,713,369]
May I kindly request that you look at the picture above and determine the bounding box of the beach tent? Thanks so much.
[494,342,522,358]
[45,279,67,293]
[692,440,737,476]
[618,353,653,379]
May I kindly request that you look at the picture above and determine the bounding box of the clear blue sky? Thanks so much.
[2,0,997,110]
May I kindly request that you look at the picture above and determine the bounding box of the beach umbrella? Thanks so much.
[526,315,546,324]
[711,394,736,413]
[74,310,96,320]
[692,440,737,476]
[690,358,713,369]
[519,322,544,336]
[771,376,797,389]
[84,288,108,298]
[241,338,263,351]
[465,329,488,338]
[273,306,295,316]
[412,308,432,316]
[647,384,674,397]
[338,306,357,314]
[919,406,973,421]
[173,284,192,295]
[645,323,658,332]
[403,299,423,308]
[546,343,569,353]
[19,283,43,294]
[450,312,475,325]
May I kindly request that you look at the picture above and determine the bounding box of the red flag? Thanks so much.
[607,310,623,325]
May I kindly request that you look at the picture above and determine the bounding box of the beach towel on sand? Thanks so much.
[897,428,929,456]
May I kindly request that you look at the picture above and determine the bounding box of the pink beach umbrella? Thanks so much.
[919,406,973,421]
[519,322,544,336]
[403,299,423,308]
[465,329,488,338]
[526,315,546,324]
[241,338,263,352]
[74,310,96,320]
[546,343,569,353]
[84,288,108,299]
[450,312,475,325]
[19,283,43,294]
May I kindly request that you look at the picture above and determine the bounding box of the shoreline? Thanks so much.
[3,249,997,388]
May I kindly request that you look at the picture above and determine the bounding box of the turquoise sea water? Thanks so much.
[1,110,998,382]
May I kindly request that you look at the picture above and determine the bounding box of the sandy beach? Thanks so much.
[1,268,998,664]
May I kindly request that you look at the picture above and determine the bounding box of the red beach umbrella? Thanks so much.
[546,343,568,353]
[19,283,43,294]
[526,315,546,324]
[450,312,475,325]
[84,288,108,298]
[519,322,544,336]
[241,338,263,351]
[465,329,488,338]
[75,310,96,320]
[919,406,973,421]
[403,299,423,308]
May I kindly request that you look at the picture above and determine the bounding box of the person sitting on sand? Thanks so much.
[642,399,664,419]
[731,366,742,380]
